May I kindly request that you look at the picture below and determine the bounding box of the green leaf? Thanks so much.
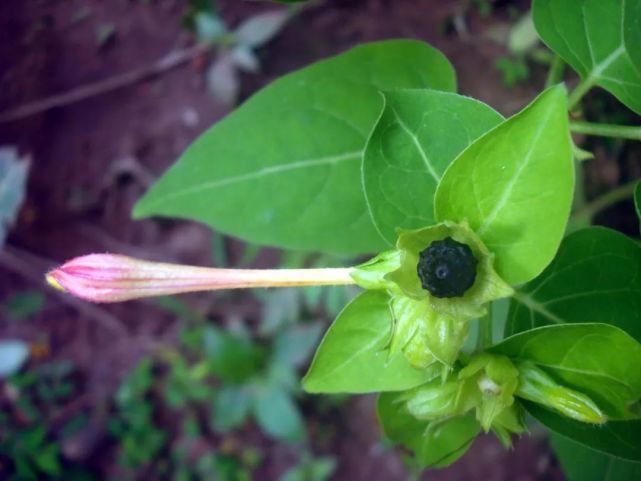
[635,181,641,233]
[492,323,641,419]
[377,392,480,468]
[252,385,306,443]
[526,401,641,461]
[362,90,504,244]
[533,0,641,113]
[302,291,434,393]
[507,227,641,341]
[435,85,574,285]
[134,40,456,255]
[551,433,641,481]
[212,385,251,433]
[624,0,641,74]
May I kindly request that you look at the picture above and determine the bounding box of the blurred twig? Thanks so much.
[0,43,211,123]
[0,245,126,335]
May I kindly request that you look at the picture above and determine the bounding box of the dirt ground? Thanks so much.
[1,0,636,480]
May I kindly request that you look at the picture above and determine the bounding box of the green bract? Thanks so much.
[344,221,513,372]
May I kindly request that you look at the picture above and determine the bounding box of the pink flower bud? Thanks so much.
[46,253,355,303]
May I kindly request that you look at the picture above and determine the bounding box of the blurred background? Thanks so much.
[1,1,639,480]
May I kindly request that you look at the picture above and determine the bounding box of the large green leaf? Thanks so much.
[492,323,641,419]
[134,40,456,255]
[435,86,574,285]
[377,392,480,468]
[362,90,504,245]
[551,432,641,481]
[506,227,641,341]
[527,402,641,461]
[635,181,641,233]
[533,0,641,114]
[302,291,433,393]
[624,0,641,74]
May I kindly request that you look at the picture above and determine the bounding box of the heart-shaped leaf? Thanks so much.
[533,0,641,113]
[134,40,456,256]
[435,85,574,285]
[506,227,641,341]
[492,323,641,419]
[302,291,433,393]
[362,89,503,245]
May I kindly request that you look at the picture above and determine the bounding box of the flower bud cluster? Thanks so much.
[397,353,605,447]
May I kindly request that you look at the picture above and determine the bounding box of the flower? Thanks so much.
[46,253,354,303]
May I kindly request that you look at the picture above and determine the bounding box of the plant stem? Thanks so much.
[571,178,639,223]
[570,121,641,141]
[0,43,212,123]
[567,77,596,111]
[477,303,493,351]
[545,55,565,87]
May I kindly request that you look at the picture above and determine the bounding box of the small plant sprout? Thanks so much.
[46,0,641,477]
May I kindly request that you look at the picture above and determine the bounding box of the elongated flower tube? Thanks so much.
[46,254,356,303]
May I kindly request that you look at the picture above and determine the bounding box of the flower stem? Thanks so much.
[545,55,565,87]
[567,77,596,110]
[570,121,641,141]
[571,179,639,223]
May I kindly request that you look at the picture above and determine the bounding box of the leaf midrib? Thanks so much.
[137,150,362,214]
[476,105,554,236]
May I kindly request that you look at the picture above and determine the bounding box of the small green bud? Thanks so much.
[459,354,520,432]
[516,361,607,424]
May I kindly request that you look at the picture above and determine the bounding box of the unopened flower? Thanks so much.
[516,361,606,424]
[46,253,355,303]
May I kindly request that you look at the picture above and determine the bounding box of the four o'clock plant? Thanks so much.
[47,0,641,477]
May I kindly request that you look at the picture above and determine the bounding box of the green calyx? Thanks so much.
[350,221,513,371]
[458,353,522,434]
[384,221,513,320]
[398,353,527,446]
[389,295,468,370]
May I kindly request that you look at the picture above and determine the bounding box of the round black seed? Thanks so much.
[417,237,478,298]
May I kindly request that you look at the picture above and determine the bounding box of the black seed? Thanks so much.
[417,237,478,298]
